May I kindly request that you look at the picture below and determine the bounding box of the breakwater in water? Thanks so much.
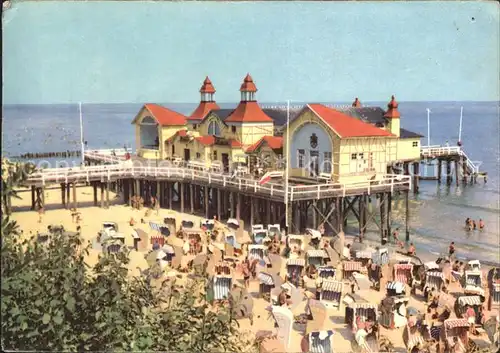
[14,151,81,160]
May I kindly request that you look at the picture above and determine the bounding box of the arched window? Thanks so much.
[208,120,221,136]
[141,116,157,125]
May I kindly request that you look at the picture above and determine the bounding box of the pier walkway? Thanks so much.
[420,145,480,175]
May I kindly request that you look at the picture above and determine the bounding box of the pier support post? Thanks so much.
[156,181,161,207]
[72,182,77,210]
[106,182,110,209]
[379,193,387,244]
[190,185,194,214]
[66,183,70,208]
[312,201,317,229]
[229,192,235,218]
[454,160,460,187]
[204,187,209,219]
[180,183,185,213]
[93,182,98,206]
[250,197,254,228]
[236,193,241,222]
[31,186,36,210]
[446,160,453,185]
[412,162,420,193]
[337,197,344,233]
[387,192,392,239]
[359,195,365,236]
[100,183,105,209]
[403,162,410,175]
[437,160,442,183]
[217,189,222,221]
[405,191,410,242]
[61,183,66,208]
[168,183,173,210]
[41,187,45,210]
[461,157,467,184]
[128,179,134,207]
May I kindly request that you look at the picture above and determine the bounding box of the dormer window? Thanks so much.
[208,121,221,136]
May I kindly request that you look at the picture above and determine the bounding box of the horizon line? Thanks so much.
[4,100,500,106]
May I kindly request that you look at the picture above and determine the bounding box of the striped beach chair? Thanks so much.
[286,258,305,287]
[107,243,122,253]
[149,221,170,236]
[320,280,343,310]
[425,271,445,292]
[308,330,334,353]
[393,263,413,285]
[150,235,165,248]
[258,271,275,298]
[318,266,336,280]
[181,219,194,229]
[490,283,500,310]
[454,295,483,319]
[307,249,328,268]
[442,318,469,349]
[354,250,373,266]
[463,270,484,295]
[371,248,389,266]
[386,281,406,296]
[248,244,267,261]
[342,261,362,280]
[213,275,232,301]
[288,234,305,251]
[345,302,378,329]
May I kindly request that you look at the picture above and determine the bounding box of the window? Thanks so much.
[208,121,221,136]
[358,153,364,159]
[231,126,236,133]
[213,150,217,160]
[412,141,419,147]
[172,145,175,155]
[196,152,201,159]
[193,124,197,130]
[297,149,305,168]
[351,153,357,160]
[323,152,332,173]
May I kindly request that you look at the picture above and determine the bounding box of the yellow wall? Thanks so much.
[396,138,421,161]
[284,108,400,183]
[284,109,340,180]
[238,123,274,147]
[387,118,400,137]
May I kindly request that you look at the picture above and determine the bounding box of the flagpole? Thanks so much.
[79,102,85,166]
[458,106,463,143]
[285,100,290,230]
[426,108,431,146]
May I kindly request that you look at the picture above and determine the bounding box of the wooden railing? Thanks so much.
[421,145,479,174]
[27,163,411,200]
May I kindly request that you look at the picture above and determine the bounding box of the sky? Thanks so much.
[2,1,499,104]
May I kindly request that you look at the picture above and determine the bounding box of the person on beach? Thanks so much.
[38,207,44,223]
[392,228,404,248]
[449,242,456,257]
[472,220,477,230]
[242,259,251,288]
[479,219,484,230]
[343,244,351,260]
[465,217,470,229]
[139,197,144,210]
[129,217,136,226]
[407,243,416,256]
[465,305,476,334]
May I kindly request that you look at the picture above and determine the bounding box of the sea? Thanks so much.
[2,101,499,265]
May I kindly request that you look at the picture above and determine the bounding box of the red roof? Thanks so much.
[246,136,283,153]
[307,104,394,138]
[141,104,187,126]
[200,76,216,93]
[189,102,220,120]
[384,95,401,119]
[225,101,273,123]
[195,136,242,148]
[196,135,216,146]
[166,129,188,143]
[240,73,258,92]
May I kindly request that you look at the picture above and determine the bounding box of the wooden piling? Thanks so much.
[454,160,460,187]
[387,192,392,238]
[93,182,98,206]
[229,192,235,218]
[446,160,452,184]
[250,196,254,228]
[190,185,194,214]
[66,183,70,207]
[72,183,77,209]
[405,191,410,242]
[180,183,185,213]
[236,193,241,222]
[461,157,467,184]
[217,189,222,221]
[204,186,209,219]
[128,179,134,207]
[100,183,105,209]
[379,193,387,244]
[31,186,36,210]
[413,162,420,193]
[168,182,173,210]
[106,182,110,209]
[61,183,66,207]
[437,160,442,183]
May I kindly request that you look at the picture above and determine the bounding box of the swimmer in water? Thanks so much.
[472,220,477,230]
[479,219,484,230]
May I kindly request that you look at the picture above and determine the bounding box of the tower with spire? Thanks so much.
[189,76,220,121]
[383,95,400,137]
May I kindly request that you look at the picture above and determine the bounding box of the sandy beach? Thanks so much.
[10,186,498,352]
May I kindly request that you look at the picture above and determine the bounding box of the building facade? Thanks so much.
[132,75,422,182]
